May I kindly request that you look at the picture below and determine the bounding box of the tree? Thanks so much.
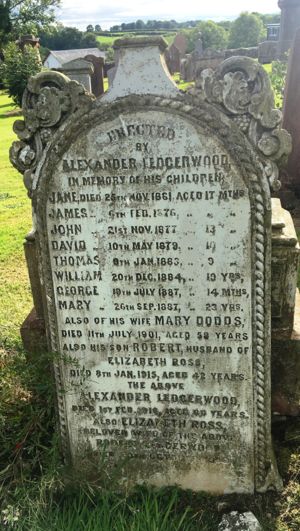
[40,26,82,49]
[95,24,101,32]
[270,60,288,109]
[81,31,97,48]
[40,26,99,50]
[0,42,41,106]
[86,24,94,32]
[135,19,145,30]
[105,46,114,62]
[0,2,12,45]
[253,12,280,26]
[228,12,266,48]
[182,21,228,53]
[0,0,61,46]
[198,20,228,50]
[218,20,233,32]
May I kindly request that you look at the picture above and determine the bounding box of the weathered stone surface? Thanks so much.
[24,230,44,319]
[104,37,178,101]
[278,0,300,58]
[84,55,104,97]
[271,198,300,337]
[190,58,291,192]
[281,28,300,201]
[272,291,300,416]
[225,47,258,59]
[173,33,188,55]
[165,43,183,74]
[20,308,47,357]
[218,511,262,531]
[181,47,259,82]
[271,199,300,418]
[11,38,291,493]
[258,41,277,64]
[59,58,94,93]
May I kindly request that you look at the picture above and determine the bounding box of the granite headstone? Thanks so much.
[10,38,291,494]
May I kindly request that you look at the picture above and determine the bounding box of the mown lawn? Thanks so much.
[97,31,177,48]
[0,93,32,345]
[96,34,122,46]
[0,89,299,530]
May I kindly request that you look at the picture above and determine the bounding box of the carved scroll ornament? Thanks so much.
[189,56,291,190]
[10,71,94,196]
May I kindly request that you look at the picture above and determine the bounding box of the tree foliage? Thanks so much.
[110,18,199,32]
[253,12,280,25]
[40,26,98,50]
[198,20,228,50]
[270,60,288,109]
[182,21,228,53]
[80,31,97,48]
[228,12,266,48]
[0,0,61,45]
[0,42,42,105]
[0,2,12,45]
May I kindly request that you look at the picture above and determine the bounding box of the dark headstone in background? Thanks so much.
[278,0,300,58]
[282,28,300,201]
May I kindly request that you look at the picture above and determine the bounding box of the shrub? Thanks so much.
[228,12,266,48]
[270,60,288,109]
[0,42,42,107]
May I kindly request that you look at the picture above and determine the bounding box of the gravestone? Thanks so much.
[194,34,203,57]
[165,43,181,74]
[280,28,300,209]
[10,38,291,493]
[60,58,94,93]
[165,33,188,74]
[173,33,188,56]
[278,0,300,58]
[258,41,277,64]
[84,55,104,97]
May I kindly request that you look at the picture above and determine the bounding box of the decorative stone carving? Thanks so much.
[189,57,291,190]
[10,71,94,196]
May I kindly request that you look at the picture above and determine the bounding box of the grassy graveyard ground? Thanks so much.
[0,88,300,530]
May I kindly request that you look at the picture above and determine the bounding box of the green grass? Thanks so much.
[2,487,219,530]
[263,63,284,108]
[263,63,272,74]
[0,90,300,530]
[97,31,177,48]
[0,92,32,345]
[173,72,194,91]
[97,34,121,46]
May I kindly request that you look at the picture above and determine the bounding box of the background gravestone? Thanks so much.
[59,58,94,93]
[278,0,300,58]
[10,38,291,494]
[280,27,300,211]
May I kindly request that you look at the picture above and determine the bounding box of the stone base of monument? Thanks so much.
[272,290,300,417]
[20,308,47,357]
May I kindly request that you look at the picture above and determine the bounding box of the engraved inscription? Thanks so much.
[46,111,253,490]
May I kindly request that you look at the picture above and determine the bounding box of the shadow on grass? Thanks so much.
[0,102,15,110]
